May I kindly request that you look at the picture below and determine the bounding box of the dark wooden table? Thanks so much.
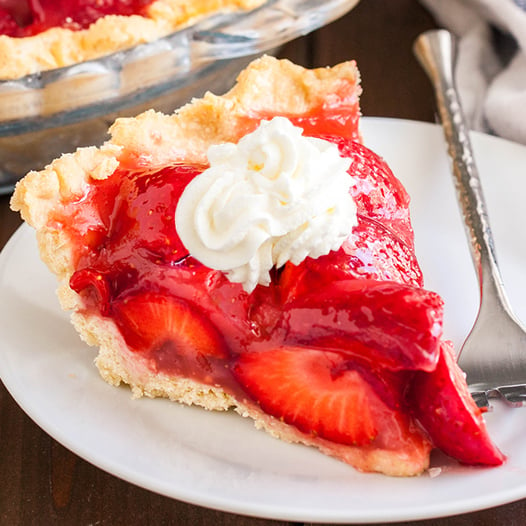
[2,1,526,524]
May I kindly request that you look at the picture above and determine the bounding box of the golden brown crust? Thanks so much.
[0,0,264,80]
[109,56,361,164]
[7,56,429,477]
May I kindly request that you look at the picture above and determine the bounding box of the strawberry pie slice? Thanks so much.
[11,56,504,476]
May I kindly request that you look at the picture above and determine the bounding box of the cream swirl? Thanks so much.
[175,117,357,292]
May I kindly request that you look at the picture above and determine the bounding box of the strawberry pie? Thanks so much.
[0,0,264,79]
[11,56,505,476]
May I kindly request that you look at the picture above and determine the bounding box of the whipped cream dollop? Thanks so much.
[175,116,357,292]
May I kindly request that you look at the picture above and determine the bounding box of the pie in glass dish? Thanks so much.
[0,0,265,79]
[10,55,505,476]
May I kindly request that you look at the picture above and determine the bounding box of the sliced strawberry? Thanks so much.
[112,291,228,377]
[279,216,424,302]
[409,341,505,466]
[332,137,414,247]
[342,217,423,286]
[279,279,443,372]
[233,348,378,446]
[232,347,432,462]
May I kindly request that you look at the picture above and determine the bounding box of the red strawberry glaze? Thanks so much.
[63,163,262,352]
[62,134,431,357]
[279,280,443,372]
[50,130,503,468]
[234,104,362,145]
[60,141,437,376]
[290,111,361,143]
[279,139,424,300]
[0,0,154,37]
[409,341,505,466]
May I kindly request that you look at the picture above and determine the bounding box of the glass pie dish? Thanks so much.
[0,0,360,194]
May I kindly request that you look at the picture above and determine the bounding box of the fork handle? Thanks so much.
[413,30,512,314]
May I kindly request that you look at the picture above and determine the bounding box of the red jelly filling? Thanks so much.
[236,107,362,145]
[60,133,438,380]
[52,129,504,465]
[0,0,154,37]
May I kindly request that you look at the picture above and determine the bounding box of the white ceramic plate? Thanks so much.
[1,118,526,523]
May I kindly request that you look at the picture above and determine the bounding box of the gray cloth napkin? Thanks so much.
[420,0,526,144]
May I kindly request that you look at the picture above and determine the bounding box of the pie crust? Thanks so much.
[0,0,264,80]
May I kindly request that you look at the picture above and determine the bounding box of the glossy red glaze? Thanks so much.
[56,123,502,467]
[279,280,443,372]
[64,162,264,363]
[278,137,424,300]
[0,0,154,37]
[64,139,439,369]
[409,341,506,466]
[234,102,362,146]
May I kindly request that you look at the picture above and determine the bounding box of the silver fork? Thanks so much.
[413,29,526,409]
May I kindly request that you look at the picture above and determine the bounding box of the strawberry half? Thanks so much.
[112,291,228,377]
[232,346,433,466]
[279,217,424,303]
[278,137,424,304]
[323,136,414,247]
[408,341,505,466]
[233,348,378,446]
[279,279,443,372]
